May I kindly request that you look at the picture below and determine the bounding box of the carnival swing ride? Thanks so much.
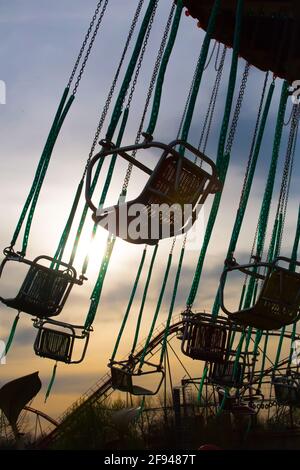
[1,0,300,446]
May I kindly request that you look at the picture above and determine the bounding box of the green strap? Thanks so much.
[243,81,289,310]
[131,244,159,355]
[52,178,84,268]
[81,108,129,275]
[2,313,20,358]
[212,80,275,316]
[217,388,229,416]
[84,235,116,330]
[10,87,70,252]
[111,247,147,362]
[21,94,75,255]
[44,363,58,403]
[160,245,186,363]
[197,364,208,404]
[187,0,244,308]
[187,153,230,308]
[179,0,221,145]
[290,205,300,272]
[146,0,183,135]
[139,251,173,370]
[258,334,269,387]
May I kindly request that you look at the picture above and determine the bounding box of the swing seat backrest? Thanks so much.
[273,377,300,407]
[137,154,210,207]
[0,255,80,318]
[34,327,73,363]
[182,320,227,362]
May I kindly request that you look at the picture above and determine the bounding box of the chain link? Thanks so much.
[72,0,109,96]
[239,71,269,209]
[225,62,251,155]
[197,44,227,155]
[67,0,105,88]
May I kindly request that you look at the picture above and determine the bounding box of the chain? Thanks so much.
[225,62,251,156]
[122,1,174,194]
[250,400,277,410]
[82,0,145,177]
[275,104,300,253]
[197,44,227,155]
[214,41,222,71]
[67,0,105,88]
[239,72,269,209]
[72,0,109,96]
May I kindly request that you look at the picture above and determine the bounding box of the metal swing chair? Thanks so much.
[85,134,222,245]
[109,358,165,396]
[273,373,300,407]
[33,318,91,364]
[219,256,300,331]
[180,310,236,363]
[0,249,85,319]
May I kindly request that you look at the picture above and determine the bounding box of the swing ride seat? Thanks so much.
[110,360,165,396]
[220,257,300,331]
[0,253,83,318]
[210,359,244,388]
[85,136,221,245]
[184,0,300,84]
[181,311,230,362]
[273,375,300,407]
[33,318,90,364]
[218,389,257,416]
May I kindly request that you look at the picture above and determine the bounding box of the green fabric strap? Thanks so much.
[84,235,116,330]
[290,205,300,272]
[212,80,275,316]
[52,178,84,267]
[139,251,173,370]
[243,81,289,310]
[131,244,159,355]
[111,247,147,362]
[146,0,183,135]
[179,0,221,146]
[21,94,75,255]
[2,313,20,358]
[11,87,70,252]
[45,363,58,403]
[197,365,208,404]
[82,108,129,275]
[258,334,269,387]
[187,153,230,308]
[160,245,185,363]
[187,0,244,308]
